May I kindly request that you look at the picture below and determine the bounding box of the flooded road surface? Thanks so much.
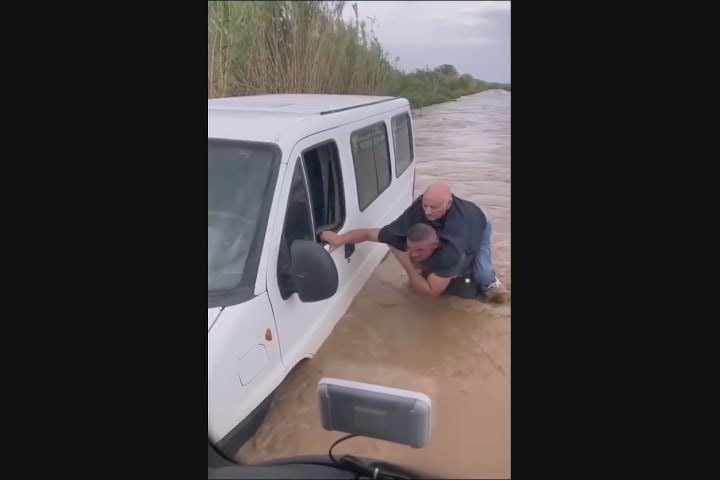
[237,91,511,478]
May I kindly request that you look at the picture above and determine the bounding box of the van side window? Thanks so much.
[303,142,346,233]
[277,161,314,300]
[350,122,391,211]
[391,113,414,177]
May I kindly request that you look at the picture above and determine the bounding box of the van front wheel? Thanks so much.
[215,391,275,460]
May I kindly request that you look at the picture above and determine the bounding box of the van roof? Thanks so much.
[208,94,408,144]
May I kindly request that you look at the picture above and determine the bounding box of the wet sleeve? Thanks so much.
[378,225,407,251]
[376,205,416,251]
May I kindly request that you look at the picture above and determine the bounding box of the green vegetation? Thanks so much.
[387,65,509,109]
[208,1,510,107]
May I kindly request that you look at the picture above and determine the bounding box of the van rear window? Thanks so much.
[392,113,414,177]
[350,122,391,211]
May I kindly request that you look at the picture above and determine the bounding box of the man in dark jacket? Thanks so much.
[320,183,507,303]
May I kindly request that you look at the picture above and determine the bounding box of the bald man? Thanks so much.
[320,183,507,302]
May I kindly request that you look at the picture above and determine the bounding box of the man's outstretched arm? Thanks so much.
[320,229,380,253]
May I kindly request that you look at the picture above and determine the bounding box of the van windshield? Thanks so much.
[208,139,280,308]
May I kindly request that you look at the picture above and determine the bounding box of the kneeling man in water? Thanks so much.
[320,183,507,303]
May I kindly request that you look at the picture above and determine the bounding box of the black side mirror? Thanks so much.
[290,240,338,302]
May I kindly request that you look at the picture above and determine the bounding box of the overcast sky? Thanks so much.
[342,1,511,83]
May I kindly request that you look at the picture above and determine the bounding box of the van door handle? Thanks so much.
[345,244,356,260]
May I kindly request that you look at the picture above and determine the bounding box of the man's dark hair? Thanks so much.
[407,223,438,243]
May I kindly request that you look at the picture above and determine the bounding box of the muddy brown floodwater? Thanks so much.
[237,90,511,479]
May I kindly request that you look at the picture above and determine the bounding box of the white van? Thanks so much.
[208,94,416,455]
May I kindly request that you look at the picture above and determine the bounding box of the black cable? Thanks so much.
[328,433,360,466]
[327,434,417,480]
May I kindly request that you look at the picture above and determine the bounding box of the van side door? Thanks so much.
[265,132,354,370]
[331,109,417,290]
